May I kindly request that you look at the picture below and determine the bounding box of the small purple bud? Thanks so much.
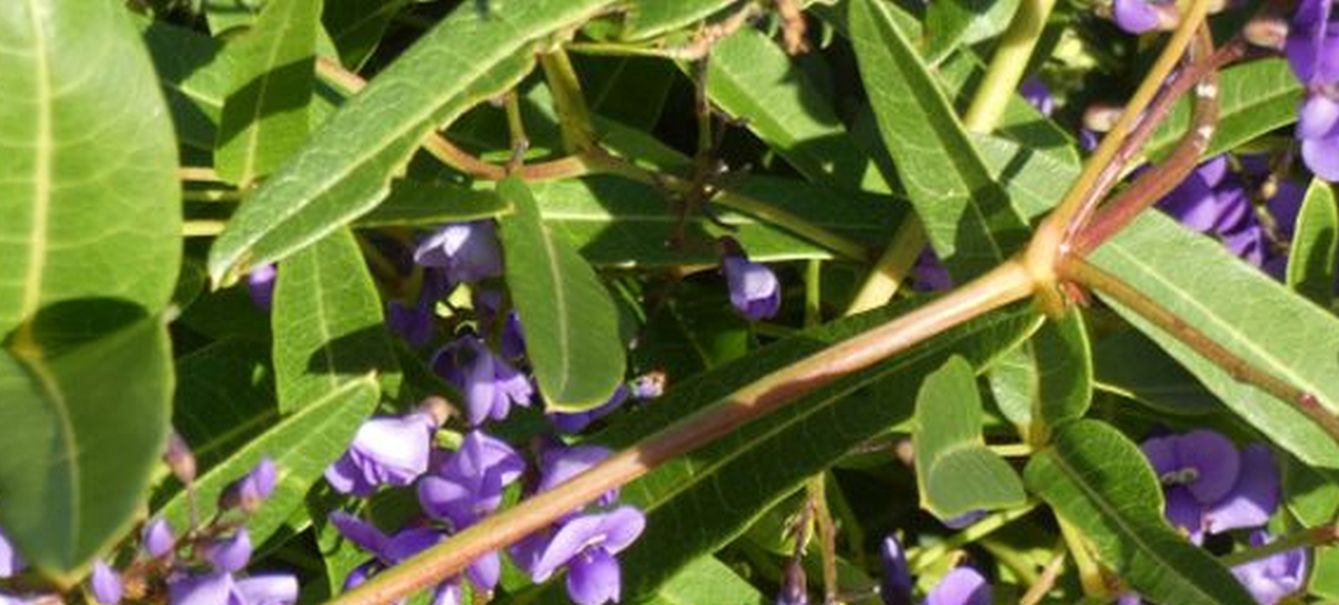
[248,264,278,311]
[879,536,913,605]
[204,530,252,573]
[913,249,953,292]
[1020,78,1054,117]
[0,527,24,578]
[924,567,992,605]
[722,255,781,320]
[629,371,666,400]
[164,431,197,485]
[1112,0,1178,33]
[430,581,462,605]
[776,561,808,605]
[90,561,123,605]
[1245,14,1289,49]
[413,221,503,285]
[325,410,438,496]
[225,458,277,513]
[467,551,501,592]
[142,518,175,558]
[343,563,376,592]
[235,574,299,605]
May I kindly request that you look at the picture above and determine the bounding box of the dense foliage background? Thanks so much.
[4,0,1339,604]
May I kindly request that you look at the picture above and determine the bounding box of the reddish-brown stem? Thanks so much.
[325,261,1037,605]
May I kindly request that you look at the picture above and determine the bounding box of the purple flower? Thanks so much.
[432,335,533,426]
[1140,431,1279,542]
[143,518,175,558]
[1112,0,1176,33]
[418,431,526,529]
[223,458,277,513]
[90,561,123,605]
[1230,531,1308,604]
[329,514,498,595]
[925,567,992,605]
[413,221,503,285]
[536,445,618,511]
[1020,78,1054,116]
[1157,157,1268,265]
[0,527,23,578]
[722,255,781,320]
[235,575,299,605]
[629,371,666,400]
[1286,0,1339,87]
[913,249,953,293]
[1204,444,1280,534]
[204,530,252,573]
[388,301,435,348]
[529,507,647,605]
[325,408,441,496]
[879,536,913,605]
[776,562,808,605]
[248,264,277,311]
[168,572,242,605]
[552,386,630,434]
[1297,92,1339,181]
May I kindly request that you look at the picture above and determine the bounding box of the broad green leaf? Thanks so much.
[215,0,322,185]
[0,318,172,581]
[272,228,399,412]
[1146,58,1302,160]
[0,1,181,336]
[634,556,769,605]
[496,176,626,411]
[620,0,735,41]
[707,28,889,192]
[1025,420,1256,605]
[323,0,408,69]
[528,175,900,267]
[1092,330,1219,416]
[156,375,380,547]
[138,18,234,151]
[848,0,1029,279]
[1286,179,1338,305]
[987,310,1092,437]
[206,0,620,285]
[172,339,277,472]
[915,356,1027,518]
[354,180,511,228]
[1091,213,1339,469]
[591,298,1038,598]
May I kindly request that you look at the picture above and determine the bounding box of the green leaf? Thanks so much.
[496,176,626,410]
[0,1,181,336]
[633,556,769,605]
[0,318,172,581]
[156,375,380,547]
[593,298,1038,598]
[1024,420,1256,605]
[914,356,1027,518]
[924,0,1019,65]
[580,56,676,131]
[138,17,234,151]
[354,180,512,228]
[215,0,322,185]
[619,0,735,41]
[1090,213,1339,469]
[1146,58,1303,160]
[848,0,1029,279]
[987,310,1092,436]
[272,228,399,412]
[707,28,889,192]
[172,339,277,472]
[323,0,408,69]
[1092,330,1219,416]
[1286,179,1338,305]
[206,0,619,285]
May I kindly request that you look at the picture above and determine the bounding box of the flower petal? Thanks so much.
[235,575,299,605]
[1175,430,1241,504]
[924,567,992,605]
[1205,444,1280,534]
[566,550,621,605]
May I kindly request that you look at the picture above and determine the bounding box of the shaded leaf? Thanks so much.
[173,338,277,472]
[354,180,512,228]
[924,0,1019,65]
[915,356,1027,518]
[138,17,234,151]
[215,0,322,185]
[496,176,626,411]
[1147,58,1303,160]
[1025,419,1256,605]
[620,0,735,41]
[633,556,769,605]
[323,0,408,69]
[1092,330,1219,416]
[272,228,399,412]
[987,310,1092,437]
[1285,179,1338,305]
[207,0,620,284]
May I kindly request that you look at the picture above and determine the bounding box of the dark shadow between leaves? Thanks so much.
[3,298,149,359]
[216,58,319,150]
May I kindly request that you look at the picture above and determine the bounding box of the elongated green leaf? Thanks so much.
[1147,58,1302,160]
[0,318,172,581]
[215,0,321,185]
[620,0,735,41]
[915,356,1026,518]
[587,299,1038,598]
[1092,330,1219,416]
[1286,179,1338,305]
[987,310,1092,436]
[1091,213,1339,469]
[157,375,380,546]
[207,0,619,285]
[323,0,408,69]
[496,176,625,410]
[924,0,1019,65]
[635,556,769,605]
[138,18,234,151]
[172,339,277,472]
[0,2,180,336]
[707,28,889,192]
[273,228,399,412]
[848,0,1029,279]
[354,180,511,228]
[1025,420,1256,605]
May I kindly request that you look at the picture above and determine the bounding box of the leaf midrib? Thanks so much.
[20,0,52,322]
[236,0,299,185]
[536,216,572,399]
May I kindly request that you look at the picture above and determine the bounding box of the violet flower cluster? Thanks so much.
[1137,430,1307,604]
[321,220,660,605]
[878,535,992,605]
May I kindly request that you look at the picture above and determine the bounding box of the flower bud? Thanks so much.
[142,518,175,559]
[1245,15,1289,50]
[90,561,123,605]
[204,530,252,573]
[163,431,196,485]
